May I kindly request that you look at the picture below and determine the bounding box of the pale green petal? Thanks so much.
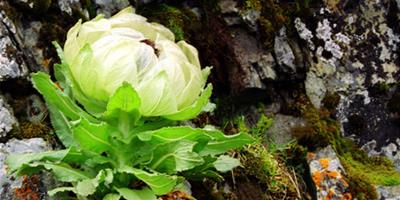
[77,18,111,46]
[137,71,177,116]
[64,20,82,64]
[175,63,204,109]
[177,41,201,68]
[150,22,175,41]
[110,6,137,18]
[164,84,213,120]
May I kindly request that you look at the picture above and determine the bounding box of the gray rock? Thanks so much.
[58,0,82,16]
[229,28,278,92]
[377,186,400,200]
[274,27,296,72]
[218,0,238,14]
[95,0,130,17]
[0,96,17,139]
[267,114,305,145]
[305,71,326,109]
[240,10,260,32]
[0,138,52,199]
[0,12,28,81]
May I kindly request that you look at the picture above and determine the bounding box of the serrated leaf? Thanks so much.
[116,188,157,200]
[213,155,240,172]
[6,149,71,173]
[103,82,141,139]
[137,126,210,143]
[19,162,91,182]
[150,140,204,173]
[76,169,113,196]
[164,84,212,120]
[118,166,176,195]
[31,72,97,122]
[200,131,254,156]
[72,118,112,154]
[48,187,76,196]
[47,104,75,147]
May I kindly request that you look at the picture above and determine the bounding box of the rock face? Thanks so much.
[0,138,53,199]
[0,96,17,139]
[0,0,399,199]
[0,11,28,81]
[294,0,400,170]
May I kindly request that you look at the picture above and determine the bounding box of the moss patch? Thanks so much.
[289,94,400,199]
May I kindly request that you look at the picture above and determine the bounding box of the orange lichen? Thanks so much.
[342,192,352,200]
[340,178,349,188]
[14,175,40,200]
[312,171,324,187]
[325,189,335,200]
[319,158,330,169]
[326,171,339,178]
[307,152,316,160]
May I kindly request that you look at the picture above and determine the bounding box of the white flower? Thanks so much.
[63,7,211,118]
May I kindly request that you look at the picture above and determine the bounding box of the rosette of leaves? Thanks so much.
[5,9,254,200]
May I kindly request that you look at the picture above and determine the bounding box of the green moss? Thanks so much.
[241,0,263,11]
[137,4,199,41]
[230,114,303,198]
[290,94,400,198]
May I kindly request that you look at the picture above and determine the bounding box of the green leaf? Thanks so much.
[53,41,66,64]
[213,155,241,173]
[48,187,76,196]
[118,166,176,195]
[200,131,254,156]
[163,84,212,120]
[116,188,157,200]
[103,193,121,200]
[103,82,141,139]
[20,162,91,182]
[137,126,210,143]
[72,118,112,154]
[31,72,97,122]
[150,140,204,173]
[76,169,113,196]
[6,149,71,173]
[47,104,75,147]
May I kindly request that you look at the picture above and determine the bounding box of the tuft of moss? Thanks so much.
[289,94,400,198]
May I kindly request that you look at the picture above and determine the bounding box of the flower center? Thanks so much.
[140,39,159,57]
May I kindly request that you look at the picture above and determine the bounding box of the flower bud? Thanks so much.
[63,7,210,118]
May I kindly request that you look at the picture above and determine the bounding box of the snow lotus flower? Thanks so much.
[63,7,211,119]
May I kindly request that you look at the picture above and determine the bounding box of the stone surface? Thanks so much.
[274,27,296,73]
[295,0,400,170]
[229,28,277,92]
[0,138,52,199]
[377,185,400,200]
[58,0,82,16]
[307,145,351,200]
[267,114,305,145]
[95,0,130,17]
[0,11,28,81]
[0,96,17,139]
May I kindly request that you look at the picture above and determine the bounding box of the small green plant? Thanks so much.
[6,7,253,200]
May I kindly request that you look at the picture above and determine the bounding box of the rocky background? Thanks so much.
[0,0,399,199]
